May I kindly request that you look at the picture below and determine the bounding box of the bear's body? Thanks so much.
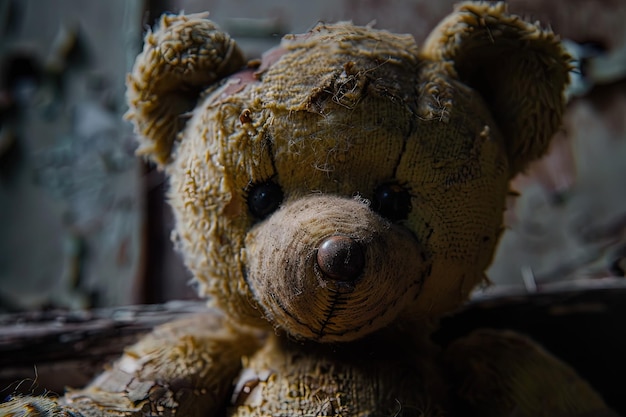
[1,3,618,417]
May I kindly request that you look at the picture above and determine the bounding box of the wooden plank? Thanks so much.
[0,301,208,394]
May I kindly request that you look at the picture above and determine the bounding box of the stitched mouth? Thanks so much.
[265,283,348,341]
[312,268,427,341]
[248,259,429,343]
[317,292,346,339]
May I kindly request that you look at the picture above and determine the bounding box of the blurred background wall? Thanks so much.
[0,0,625,312]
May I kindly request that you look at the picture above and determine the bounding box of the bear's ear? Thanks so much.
[126,13,245,166]
[422,2,571,175]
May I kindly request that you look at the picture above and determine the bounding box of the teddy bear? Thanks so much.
[1,2,618,416]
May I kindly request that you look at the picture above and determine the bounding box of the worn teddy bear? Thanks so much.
[1,2,617,417]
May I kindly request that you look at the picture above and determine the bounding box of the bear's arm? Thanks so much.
[443,329,618,417]
[0,312,262,417]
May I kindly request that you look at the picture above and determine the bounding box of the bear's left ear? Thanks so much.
[422,2,571,175]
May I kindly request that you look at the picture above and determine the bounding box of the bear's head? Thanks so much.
[126,2,570,343]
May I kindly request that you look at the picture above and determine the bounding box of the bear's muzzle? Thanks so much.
[244,194,431,343]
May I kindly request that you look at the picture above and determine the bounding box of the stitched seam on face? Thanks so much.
[317,291,343,338]
[392,117,412,179]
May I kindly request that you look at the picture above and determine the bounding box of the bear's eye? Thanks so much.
[246,180,284,220]
[373,182,412,222]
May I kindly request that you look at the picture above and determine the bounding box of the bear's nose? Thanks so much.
[316,235,365,281]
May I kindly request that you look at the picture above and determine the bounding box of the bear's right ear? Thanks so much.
[126,13,244,167]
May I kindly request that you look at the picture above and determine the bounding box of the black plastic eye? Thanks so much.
[246,180,284,220]
[373,182,412,222]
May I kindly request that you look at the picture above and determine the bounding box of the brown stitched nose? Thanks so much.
[316,235,365,281]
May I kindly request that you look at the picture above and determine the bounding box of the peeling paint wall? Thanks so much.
[0,0,146,310]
